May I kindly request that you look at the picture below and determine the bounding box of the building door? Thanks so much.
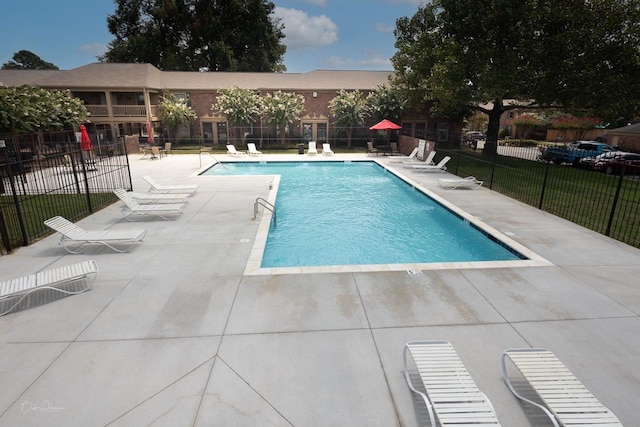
[317,123,327,142]
[202,123,213,145]
[301,122,328,142]
[302,123,313,141]
[217,122,228,145]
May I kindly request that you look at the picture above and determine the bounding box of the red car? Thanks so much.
[592,152,640,175]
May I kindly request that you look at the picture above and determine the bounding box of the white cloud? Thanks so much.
[291,0,327,6]
[375,22,395,33]
[274,7,338,50]
[384,0,425,5]
[326,50,392,69]
[78,43,108,57]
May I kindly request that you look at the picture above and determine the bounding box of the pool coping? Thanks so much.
[212,159,553,275]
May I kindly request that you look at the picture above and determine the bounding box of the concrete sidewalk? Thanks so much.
[1,152,638,426]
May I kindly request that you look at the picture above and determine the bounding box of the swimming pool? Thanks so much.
[202,160,545,273]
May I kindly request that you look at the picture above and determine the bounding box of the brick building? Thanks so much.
[0,63,461,148]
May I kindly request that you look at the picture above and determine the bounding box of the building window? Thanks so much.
[437,123,449,142]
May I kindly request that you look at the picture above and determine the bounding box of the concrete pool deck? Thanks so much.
[1,152,639,426]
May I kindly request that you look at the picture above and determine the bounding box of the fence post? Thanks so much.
[0,207,11,253]
[539,160,551,209]
[3,142,29,246]
[606,165,626,236]
[488,143,499,189]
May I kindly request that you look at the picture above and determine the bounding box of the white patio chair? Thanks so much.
[502,348,622,427]
[322,143,334,156]
[308,141,318,155]
[44,216,146,253]
[226,144,246,157]
[114,188,186,221]
[142,175,198,194]
[386,147,419,163]
[405,155,451,172]
[438,176,483,189]
[0,260,98,316]
[128,191,191,204]
[404,340,501,426]
[247,143,263,156]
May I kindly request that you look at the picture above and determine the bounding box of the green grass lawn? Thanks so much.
[0,192,116,250]
[442,148,640,248]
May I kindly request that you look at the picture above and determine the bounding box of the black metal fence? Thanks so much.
[439,142,640,248]
[0,131,132,253]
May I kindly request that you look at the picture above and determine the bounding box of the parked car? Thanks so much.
[578,151,620,170]
[592,152,640,175]
[464,131,485,141]
[539,141,617,165]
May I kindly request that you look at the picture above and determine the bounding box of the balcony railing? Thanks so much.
[84,105,151,118]
[112,105,147,117]
[85,105,109,117]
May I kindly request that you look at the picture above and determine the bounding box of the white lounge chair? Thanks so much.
[438,176,483,189]
[0,260,98,316]
[405,155,451,172]
[402,150,437,166]
[386,147,419,163]
[308,141,318,156]
[129,191,191,204]
[226,144,246,157]
[44,216,146,253]
[502,348,622,427]
[142,175,198,194]
[247,143,263,156]
[114,188,186,221]
[404,340,501,427]
[322,143,334,156]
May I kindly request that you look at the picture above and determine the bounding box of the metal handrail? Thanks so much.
[253,197,276,227]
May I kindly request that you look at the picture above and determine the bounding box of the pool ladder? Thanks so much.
[254,197,277,228]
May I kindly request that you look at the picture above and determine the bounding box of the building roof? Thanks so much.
[0,63,393,92]
[609,122,640,135]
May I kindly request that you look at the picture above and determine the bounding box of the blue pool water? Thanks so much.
[203,161,524,267]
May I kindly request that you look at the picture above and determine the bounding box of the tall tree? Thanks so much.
[213,87,260,145]
[392,0,640,154]
[101,0,286,72]
[0,86,87,134]
[158,91,197,140]
[328,90,368,148]
[366,85,406,122]
[1,50,59,70]
[260,91,305,145]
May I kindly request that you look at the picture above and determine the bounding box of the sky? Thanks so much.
[0,0,424,73]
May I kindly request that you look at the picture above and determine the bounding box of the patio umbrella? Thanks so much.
[79,125,92,151]
[146,121,154,144]
[369,119,402,149]
[369,119,402,131]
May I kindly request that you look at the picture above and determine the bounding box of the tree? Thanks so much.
[513,114,543,140]
[392,0,640,154]
[2,50,58,70]
[0,86,87,134]
[260,91,305,145]
[213,87,260,145]
[158,91,197,141]
[366,85,406,123]
[328,90,368,148]
[551,115,601,142]
[101,0,286,72]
